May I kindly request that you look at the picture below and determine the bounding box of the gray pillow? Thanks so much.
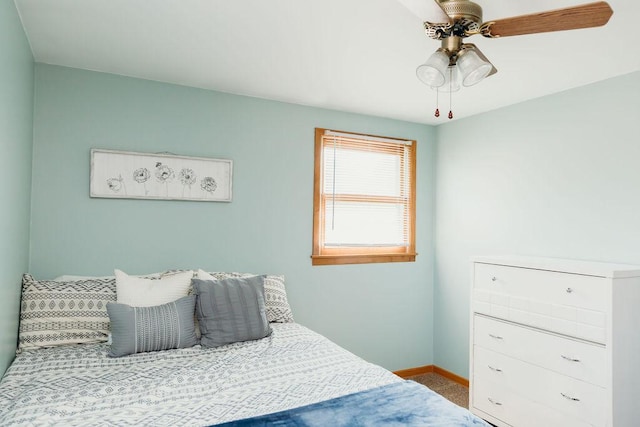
[106,295,198,357]
[192,276,272,348]
[195,270,294,323]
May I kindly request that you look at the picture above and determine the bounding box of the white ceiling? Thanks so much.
[14,0,640,125]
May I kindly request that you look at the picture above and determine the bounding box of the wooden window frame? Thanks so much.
[311,128,417,266]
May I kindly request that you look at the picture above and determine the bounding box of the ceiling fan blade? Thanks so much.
[396,0,452,24]
[481,1,613,38]
[464,43,497,77]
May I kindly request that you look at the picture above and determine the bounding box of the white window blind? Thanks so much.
[321,130,413,249]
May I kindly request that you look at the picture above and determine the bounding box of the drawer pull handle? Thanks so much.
[488,365,503,372]
[488,334,504,340]
[561,355,581,362]
[488,397,503,406]
[566,287,573,293]
[561,392,580,402]
[491,277,497,282]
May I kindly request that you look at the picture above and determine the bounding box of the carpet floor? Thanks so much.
[407,372,469,409]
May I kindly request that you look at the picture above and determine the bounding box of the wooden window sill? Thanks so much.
[311,253,417,266]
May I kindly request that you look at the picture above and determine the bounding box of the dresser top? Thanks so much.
[472,255,640,279]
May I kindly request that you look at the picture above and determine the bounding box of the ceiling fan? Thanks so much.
[398,0,614,118]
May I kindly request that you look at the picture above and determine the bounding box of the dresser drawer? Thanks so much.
[473,346,606,426]
[472,378,595,427]
[474,315,606,386]
[473,263,607,342]
[474,263,607,311]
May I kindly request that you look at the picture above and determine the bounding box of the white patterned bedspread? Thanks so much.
[0,323,401,426]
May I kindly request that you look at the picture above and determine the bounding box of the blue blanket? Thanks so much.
[212,380,489,426]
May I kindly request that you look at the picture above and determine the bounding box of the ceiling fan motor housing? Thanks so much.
[425,0,483,40]
[440,0,482,22]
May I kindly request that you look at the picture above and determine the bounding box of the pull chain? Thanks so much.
[448,67,453,120]
[434,88,440,117]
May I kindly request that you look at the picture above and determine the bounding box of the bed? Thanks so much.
[0,271,489,426]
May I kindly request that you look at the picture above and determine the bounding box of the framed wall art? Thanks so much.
[90,149,233,202]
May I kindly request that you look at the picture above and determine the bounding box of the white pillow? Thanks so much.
[115,269,193,307]
[197,269,215,280]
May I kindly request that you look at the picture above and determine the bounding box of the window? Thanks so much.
[312,128,416,266]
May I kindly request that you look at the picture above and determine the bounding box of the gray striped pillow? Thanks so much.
[106,295,198,357]
[195,270,294,323]
[192,276,272,348]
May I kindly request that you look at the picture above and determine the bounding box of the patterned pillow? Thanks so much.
[107,295,198,357]
[19,274,116,351]
[54,272,165,281]
[196,270,294,323]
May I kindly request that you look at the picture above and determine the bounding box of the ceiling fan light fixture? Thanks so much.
[407,0,615,119]
[416,50,449,87]
[432,66,460,92]
[456,47,492,87]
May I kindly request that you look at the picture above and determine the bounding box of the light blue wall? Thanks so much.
[434,71,640,377]
[0,0,34,374]
[23,42,638,380]
[29,64,436,371]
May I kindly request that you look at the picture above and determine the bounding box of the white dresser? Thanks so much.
[469,256,640,427]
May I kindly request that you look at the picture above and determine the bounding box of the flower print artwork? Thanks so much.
[106,174,127,194]
[155,162,175,196]
[201,177,217,195]
[91,149,231,201]
[155,162,174,183]
[133,167,150,195]
[107,178,121,192]
[179,168,197,197]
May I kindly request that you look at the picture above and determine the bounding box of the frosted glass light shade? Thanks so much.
[457,49,492,87]
[431,66,460,92]
[416,50,449,88]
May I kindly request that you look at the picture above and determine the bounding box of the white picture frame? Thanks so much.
[90,149,233,202]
